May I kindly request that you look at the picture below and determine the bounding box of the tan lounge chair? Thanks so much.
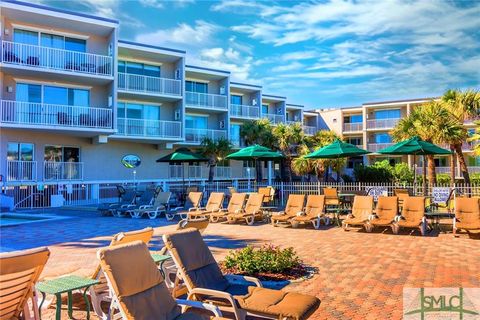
[177,217,210,233]
[210,193,247,223]
[226,193,264,225]
[453,197,480,237]
[90,227,154,319]
[392,196,427,236]
[163,229,320,320]
[0,247,50,320]
[367,196,398,232]
[97,241,224,320]
[167,192,203,221]
[271,194,306,226]
[342,196,374,231]
[130,191,171,219]
[290,195,326,229]
[394,188,410,209]
[324,188,340,206]
[188,192,225,219]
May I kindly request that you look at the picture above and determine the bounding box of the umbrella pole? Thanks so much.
[413,154,417,185]
[422,155,427,196]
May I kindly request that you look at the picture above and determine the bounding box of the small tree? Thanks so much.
[200,137,232,182]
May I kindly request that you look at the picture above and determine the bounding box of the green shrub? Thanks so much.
[436,173,451,184]
[223,244,301,274]
[353,160,393,182]
[471,173,480,184]
[392,162,414,184]
[341,174,354,183]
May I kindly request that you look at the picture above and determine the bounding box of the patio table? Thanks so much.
[37,275,99,320]
[151,253,171,276]
[260,206,277,223]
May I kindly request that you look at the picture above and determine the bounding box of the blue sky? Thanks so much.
[36,0,480,109]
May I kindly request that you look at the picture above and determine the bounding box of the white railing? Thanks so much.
[168,165,231,180]
[118,73,182,96]
[230,104,260,119]
[185,128,227,144]
[0,100,112,129]
[117,118,182,139]
[44,162,84,181]
[343,122,363,132]
[6,160,36,181]
[186,91,227,110]
[367,143,394,152]
[303,125,317,135]
[1,40,112,76]
[242,167,256,179]
[188,165,203,179]
[415,166,480,176]
[262,113,284,124]
[366,118,400,129]
[169,165,183,179]
[214,166,231,179]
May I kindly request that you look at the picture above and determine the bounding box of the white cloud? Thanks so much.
[271,61,304,73]
[139,0,164,9]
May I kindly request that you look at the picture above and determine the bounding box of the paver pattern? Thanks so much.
[1,208,479,319]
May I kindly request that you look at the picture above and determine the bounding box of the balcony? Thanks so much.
[367,143,394,152]
[230,104,260,119]
[185,128,227,144]
[303,125,317,135]
[1,40,112,77]
[343,122,363,132]
[262,113,284,124]
[168,165,231,180]
[44,162,83,181]
[117,118,182,139]
[118,73,182,97]
[366,118,400,130]
[185,92,227,110]
[6,160,37,182]
[242,167,256,179]
[0,100,112,130]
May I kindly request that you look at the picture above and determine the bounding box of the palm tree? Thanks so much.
[272,122,305,182]
[306,130,345,181]
[200,137,232,182]
[441,89,480,184]
[291,145,313,182]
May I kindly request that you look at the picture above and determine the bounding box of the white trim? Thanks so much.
[12,24,90,40]
[185,113,209,117]
[185,78,210,84]
[117,99,162,106]
[118,58,163,66]
[13,78,92,90]
[230,92,245,96]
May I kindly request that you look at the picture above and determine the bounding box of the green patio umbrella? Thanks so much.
[226,144,284,181]
[377,136,451,192]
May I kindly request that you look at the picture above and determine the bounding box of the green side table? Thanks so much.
[151,253,171,277]
[37,275,99,320]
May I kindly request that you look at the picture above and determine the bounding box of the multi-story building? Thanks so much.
[0,0,321,188]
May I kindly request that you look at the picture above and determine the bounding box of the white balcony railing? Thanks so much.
[214,166,231,179]
[303,125,317,135]
[6,160,37,181]
[262,113,284,124]
[366,118,400,129]
[368,143,394,152]
[230,104,260,119]
[117,118,182,139]
[185,128,227,144]
[186,91,227,110]
[168,165,231,180]
[0,100,112,129]
[118,73,182,96]
[242,167,256,179]
[343,122,363,132]
[44,162,83,181]
[1,40,112,76]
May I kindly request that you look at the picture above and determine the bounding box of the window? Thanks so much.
[346,114,363,123]
[373,133,392,144]
[374,109,401,119]
[286,113,289,121]
[230,124,241,145]
[117,102,161,120]
[17,83,90,107]
[347,156,363,169]
[231,95,242,105]
[347,137,362,146]
[118,60,161,77]
[186,81,208,93]
[16,83,41,103]
[185,115,208,129]
[44,146,80,162]
[7,143,34,161]
[262,104,269,114]
[14,29,86,52]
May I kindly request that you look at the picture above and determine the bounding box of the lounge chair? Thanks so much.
[226,193,264,225]
[290,195,326,229]
[97,189,136,216]
[210,193,247,223]
[115,189,155,217]
[392,196,427,236]
[90,227,154,319]
[177,217,210,233]
[271,194,305,226]
[188,192,225,219]
[323,187,340,206]
[97,241,224,320]
[0,247,50,320]
[163,228,320,320]
[394,188,410,209]
[453,197,480,237]
[367,196,398,232]
[166,192,203,221]
[129,192,171,219]
[342,196,374,231]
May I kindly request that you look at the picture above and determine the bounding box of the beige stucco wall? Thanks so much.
[318,109,343,136]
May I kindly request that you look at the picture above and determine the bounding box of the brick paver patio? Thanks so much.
[1,208,479,319]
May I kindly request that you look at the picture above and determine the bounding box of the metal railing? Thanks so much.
[1,40,112,76]
[415,166,480,175]
[343,122,363,132]
[214,166,231,179]
[44,162,84,181]
[366,118,400,129]
[262,113,284,124]
[185,91,227,110]
[303,125,317,135]
[367,143,394,152]
[230,104,260,119]
[168,165,203,179]
[242,167,256,179]
[118,73,181,96]
[117,118,182,139]
[185,128,227,144]
[0,100,113,129]
[6,160,37,182]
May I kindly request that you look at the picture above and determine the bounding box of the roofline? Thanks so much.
[263,94,287,100]
[230,81,262,89]
[286,103,304,108]
[2,0,119,24]
[119,40,186,55]
[363,97,438,106]
[186,65,230,74]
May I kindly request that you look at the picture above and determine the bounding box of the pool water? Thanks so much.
[0,213,68,227]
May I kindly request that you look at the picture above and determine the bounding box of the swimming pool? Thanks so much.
[0,213,69,227]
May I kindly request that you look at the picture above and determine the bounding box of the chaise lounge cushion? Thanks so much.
[456,221,480,230]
